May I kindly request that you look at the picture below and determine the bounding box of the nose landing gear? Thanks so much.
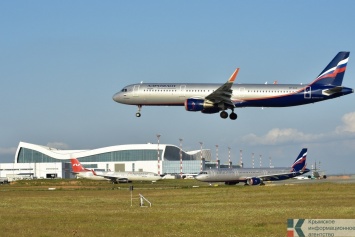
[136,105,142,117]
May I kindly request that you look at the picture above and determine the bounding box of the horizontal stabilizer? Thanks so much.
[322,86,343,96]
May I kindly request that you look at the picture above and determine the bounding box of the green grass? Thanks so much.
[0,179,354,237]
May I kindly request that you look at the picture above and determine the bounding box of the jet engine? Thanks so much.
[246,177,262,185]
[184,98,214,112]
[113,178,132,184]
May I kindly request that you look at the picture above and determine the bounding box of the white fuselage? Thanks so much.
[76,171,162,182]
[113,83,310,107]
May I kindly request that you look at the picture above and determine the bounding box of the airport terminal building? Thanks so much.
[0,142,213,180]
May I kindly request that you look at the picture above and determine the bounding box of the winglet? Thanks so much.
[91,169,97,176]
[228,68,239,83]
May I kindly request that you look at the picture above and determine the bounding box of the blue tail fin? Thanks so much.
[291,148,307,172]
[311,51,349,86]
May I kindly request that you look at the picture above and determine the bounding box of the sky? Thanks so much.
[1,1,355,174]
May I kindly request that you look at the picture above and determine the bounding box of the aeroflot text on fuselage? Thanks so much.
[148,84,177,88]
[113,52,353,120]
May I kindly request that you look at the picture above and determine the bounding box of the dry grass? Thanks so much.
[0,179,354,237]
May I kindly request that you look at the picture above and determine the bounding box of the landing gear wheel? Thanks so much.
[136,105,142,118]
[220,111,228,119]
[229,112,237,120]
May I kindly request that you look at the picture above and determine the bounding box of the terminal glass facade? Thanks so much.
[17,148,163,163]
[164,146,197,161]
[17,148,62,163]
[79,149,161,162]
[163,160,204,174]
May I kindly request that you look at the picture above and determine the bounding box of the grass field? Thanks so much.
[0,179,354,237]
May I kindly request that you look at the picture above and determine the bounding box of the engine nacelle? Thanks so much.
[246,177,262,185]
[117,178,132,183]
[184,98,214,112]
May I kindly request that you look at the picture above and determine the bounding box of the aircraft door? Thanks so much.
[239,87,245,98]
[304,86,311,99]
[133,85,140,97]
[179,85,186,97]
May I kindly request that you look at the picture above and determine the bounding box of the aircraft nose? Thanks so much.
[112,92,121,102]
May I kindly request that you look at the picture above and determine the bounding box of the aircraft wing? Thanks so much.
[205,68,239,109]
[91,170,131,183]
[252,170,307,182]
[100,175,131,183]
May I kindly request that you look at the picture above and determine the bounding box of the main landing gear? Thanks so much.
[136,105,142,117]
[220,110,237,120]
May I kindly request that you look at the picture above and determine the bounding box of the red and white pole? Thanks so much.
[228,147,231,168]
[157,134,161,175]
[199,142,203,172]
[179,138,183,178]
[215,145,219,169]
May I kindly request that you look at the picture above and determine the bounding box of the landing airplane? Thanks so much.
[70,158,162,183]
[194,148,309,185]
[113,52,353,120]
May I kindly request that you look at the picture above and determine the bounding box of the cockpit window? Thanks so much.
[121,89,128,92]
[198,171,207,175]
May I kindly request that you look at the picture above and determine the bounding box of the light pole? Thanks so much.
[240,149,243,168]
[215,145,219,169]
[179,138,183,178]
[252,153,254,168]
[228,147,231,168]
[156,134,161,175]
[199,142,203,172]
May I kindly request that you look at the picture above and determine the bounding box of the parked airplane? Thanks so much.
[194,148,309,185]
[70,158,162,183]
[70,158,107,181]
[113,52,353,120]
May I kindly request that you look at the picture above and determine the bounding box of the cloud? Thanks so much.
[0,147,17,155]
[336,112,355,134]
[46,142,69,150]
[242,128,324,145]
[242,112,355,146]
